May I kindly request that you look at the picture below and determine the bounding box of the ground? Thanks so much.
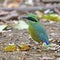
[0,18,60,60]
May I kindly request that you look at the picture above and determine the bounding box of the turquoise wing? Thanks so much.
[32,22,49,45]
[39,33,49,45]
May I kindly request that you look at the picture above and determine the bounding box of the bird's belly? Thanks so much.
[29,26,41,42]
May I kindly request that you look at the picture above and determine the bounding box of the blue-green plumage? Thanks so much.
[23,14,50,45]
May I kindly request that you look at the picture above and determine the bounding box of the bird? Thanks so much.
[23,13,50,45]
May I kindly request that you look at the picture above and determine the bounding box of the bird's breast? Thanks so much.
[28,24,41,42]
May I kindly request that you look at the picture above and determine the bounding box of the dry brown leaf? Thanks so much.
[8,3,19,8]
[19,44,30,51]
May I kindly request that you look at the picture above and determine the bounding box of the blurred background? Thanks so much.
[0,0,60,60]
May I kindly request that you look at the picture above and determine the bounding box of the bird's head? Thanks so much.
[23,14,38,22]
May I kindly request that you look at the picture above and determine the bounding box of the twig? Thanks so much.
[1,5,60,12]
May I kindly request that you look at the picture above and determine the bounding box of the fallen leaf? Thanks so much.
[19,44,30,51]
[42,14,60,22]
[25,0,34,6]
[7,0,20,8]
[35,11,43,18]
[0,25,7,32]
[14,20,28,30]
[3,45,17,52]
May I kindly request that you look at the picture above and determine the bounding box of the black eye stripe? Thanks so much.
[28,17,37,22]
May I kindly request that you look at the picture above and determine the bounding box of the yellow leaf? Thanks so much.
[42,14,60,22]
[3,45,17,52]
